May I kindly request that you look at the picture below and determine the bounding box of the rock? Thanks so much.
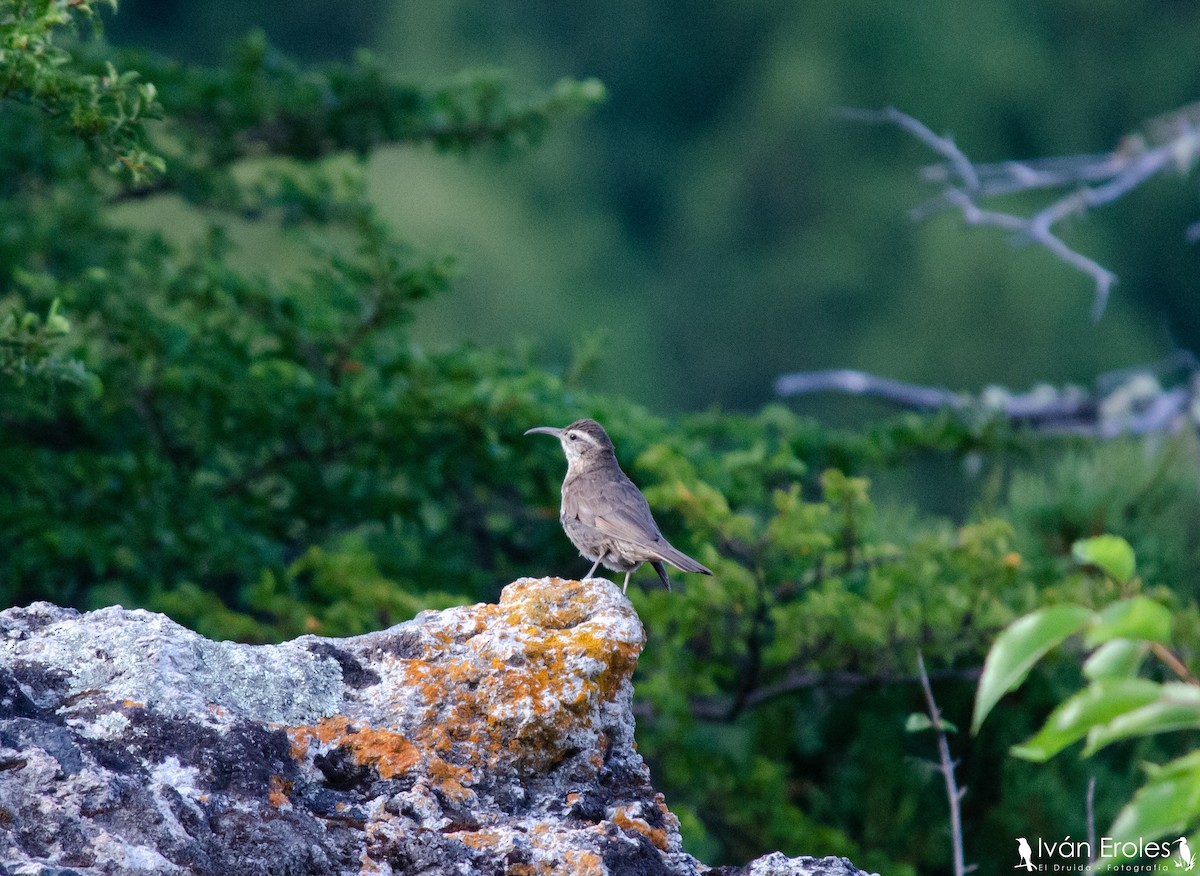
[0,577,875,876]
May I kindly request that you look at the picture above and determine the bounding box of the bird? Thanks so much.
[1178,838,1196,871]
[524,418,713,593]
[1016,837,1034,871]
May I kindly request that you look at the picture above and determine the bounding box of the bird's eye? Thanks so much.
[568,432,578,441]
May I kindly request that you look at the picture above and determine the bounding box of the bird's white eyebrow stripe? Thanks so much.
[572,430,601,447]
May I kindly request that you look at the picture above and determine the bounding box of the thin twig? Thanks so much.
[1086,776,1097,867]
[724,573,770,721]
[917,651,967,876]
[1150,641,1199,685]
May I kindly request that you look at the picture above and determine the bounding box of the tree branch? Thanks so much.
[775,355,1200,438]
[847,104,1200,319]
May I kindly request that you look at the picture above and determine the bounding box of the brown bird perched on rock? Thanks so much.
[525,418,713,592]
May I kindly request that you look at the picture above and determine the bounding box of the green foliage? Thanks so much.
[971,605,1094,735]
[0,0,161,381]
[974,538,1200,869]
[0,4,605,639]
[0,0,163,180]
[0,294,90,385]
[624,435,1036,869]
[0,206,584,631]
[118,31,604,213]
[1073,535,1137,587]
[1007,438,1200,596]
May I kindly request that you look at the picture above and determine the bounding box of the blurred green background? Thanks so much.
[4,2,1200,874]
[107,0,1198,413]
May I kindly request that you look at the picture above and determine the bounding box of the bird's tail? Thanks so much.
[657,543,713,577]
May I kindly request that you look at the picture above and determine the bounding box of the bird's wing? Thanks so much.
[594,502,712,574]
[594,507,665,551]
[568,468,712,574]
[564,479,657,550]
[590,475,666,551]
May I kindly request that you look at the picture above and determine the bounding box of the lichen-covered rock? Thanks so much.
[0,577,874,876]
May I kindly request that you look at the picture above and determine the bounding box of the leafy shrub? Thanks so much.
[974,535,1200,871]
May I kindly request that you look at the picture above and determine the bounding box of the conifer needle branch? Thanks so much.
[845,104,1200,320]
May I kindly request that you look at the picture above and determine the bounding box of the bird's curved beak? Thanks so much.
[524,426,563,438]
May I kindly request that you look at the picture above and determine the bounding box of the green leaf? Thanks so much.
[1086,597,1172,647]
[905,712,958,734]
[1083,638,1149,681]
[1083,683,1200,755]
[1072,534,1136,584]
[906,712,933,732]
[1099,751,1200,869]
[971,604,1094,734]
[1010,678,1163,762]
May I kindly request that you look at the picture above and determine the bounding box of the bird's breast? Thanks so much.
[560,479,572,516]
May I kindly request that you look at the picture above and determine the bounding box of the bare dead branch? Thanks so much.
[849,104,1200,319]
[840,106,979,190]
[775,355,1200,438]
[774,368,964,410]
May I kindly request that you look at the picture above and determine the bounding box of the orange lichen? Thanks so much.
[610,805,670,852]
[451,829,508,851]
[288,716,420,779]
[427,756,474,801]
[562,850,606,875]
[358,850,386,876]
[506,850,606,876]
[268,775,292,808]
[654,793,672,820]
[392,586,641,778]
[347,729,420,778]
[287,577,646,874]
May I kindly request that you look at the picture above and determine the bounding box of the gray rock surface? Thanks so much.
[0,577,874,875]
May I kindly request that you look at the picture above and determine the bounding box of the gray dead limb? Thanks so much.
[775,352,1200,437]
[843,104,1200,320]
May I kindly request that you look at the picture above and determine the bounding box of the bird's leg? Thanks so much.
[622,571,631,593]
[584,558,601,580]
